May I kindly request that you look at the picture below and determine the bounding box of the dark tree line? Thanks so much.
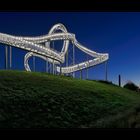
[123,81,139,92]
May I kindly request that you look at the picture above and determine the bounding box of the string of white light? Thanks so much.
[0,23,109,74]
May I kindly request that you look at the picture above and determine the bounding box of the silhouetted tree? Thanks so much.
[123,81,139,92]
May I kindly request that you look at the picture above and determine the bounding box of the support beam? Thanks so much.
[53,61,55,74]
[86,68,88,79]
[9,46,12,69]
[54,65,55,75]
[86,54,88,79]
[72,43,75,78]
[66,44,69,76]
[80,70,83,79]
[46,57,48,73]
[5,46,8,70]
[60,63,62,75]
[45,41,49,73]
[49,63,51,74]
[105,61,108,81]
[52,41,55,74]
[33,56,35,72]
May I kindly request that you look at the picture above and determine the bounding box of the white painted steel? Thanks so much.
[0,23,109,74]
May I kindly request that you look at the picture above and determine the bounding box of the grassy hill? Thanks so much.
[0,70,140,128]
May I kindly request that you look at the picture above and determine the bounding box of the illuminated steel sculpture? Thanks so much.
[0,23,109,74]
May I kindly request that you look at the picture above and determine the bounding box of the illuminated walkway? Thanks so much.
[0,23,109,74]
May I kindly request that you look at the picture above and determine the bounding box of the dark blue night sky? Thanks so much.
[0,12,140,86]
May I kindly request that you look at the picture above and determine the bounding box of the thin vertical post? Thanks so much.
[86,55,88,79]
[5,46,8,70]
[52,41,55,75]
[86,68,88,80]
[54,64,56,75]
[66,46,68,76]
[105,61,108,81]
[80,70,82,79]
[60,63,62,75]
[45,41,49,73]
[72,43,75,78]
[49,63,51,74]
[33,56,35,72]
[53,60,55,74]
[9,46,12,69]
[46,57,48,73]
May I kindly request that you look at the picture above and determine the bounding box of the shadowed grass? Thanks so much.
[0,70,140,128]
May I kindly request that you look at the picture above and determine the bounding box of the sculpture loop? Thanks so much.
[0,23,109,74]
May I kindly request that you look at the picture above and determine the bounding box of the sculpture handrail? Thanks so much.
[0,23,109,74]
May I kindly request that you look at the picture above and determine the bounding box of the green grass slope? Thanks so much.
[0,70,140,128]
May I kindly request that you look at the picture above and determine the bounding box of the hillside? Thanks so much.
[0,70,140,128]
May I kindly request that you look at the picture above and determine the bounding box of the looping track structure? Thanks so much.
[0,23,109,74]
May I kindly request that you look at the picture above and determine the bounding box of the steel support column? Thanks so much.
[105,61,108,81]
[60,63,62,75]
[33,56,35,72]
[80,70,82,79]
[86,55,88,79]
[72,43,75,78]
[46,57,48,73]
[9,46,12,69]
[86,68,88,79]
[52,41,55,75]
[5,46,8,70]
[66,45,69,76]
